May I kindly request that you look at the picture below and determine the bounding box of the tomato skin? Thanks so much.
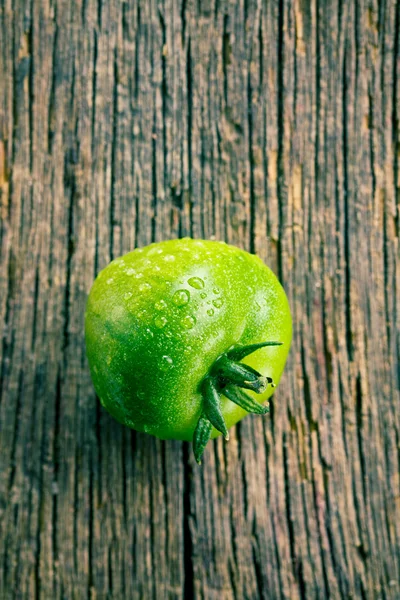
[85,238,292,443]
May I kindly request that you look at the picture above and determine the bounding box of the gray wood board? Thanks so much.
[0,0,399,598]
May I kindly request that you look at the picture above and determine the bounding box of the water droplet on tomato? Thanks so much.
[139,282,151,292]
[188,277,204,289]
[181,315,196,329]
[207,308,214,316]
[200,292,207,299]
[255,301,261,312]
[173,289,190,306]
[155,316,167,329]
[155,299,167,311]
[126,268,135,276]
[213,287,220,294]
[212,298,224,308]
[135,273,144,279]
[160,355,173,371]
[107,278,114,284]
[163,254,175,262]
[124,292,133,300]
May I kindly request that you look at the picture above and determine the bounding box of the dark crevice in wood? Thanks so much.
[110,48,118,261]
[47,19,58,153]
[392,0,399,239]
[355,374,367,505]
[28,14,34,174]
[151,110,158,243]
[121,431,128,525]
[95,401,102,507]
[52,371,61,577]
[7,369,24,492]
[251,528,264,600]
[276,0,284,282]
[88,452,94,600]
[181,0,187,43]
[62,171,75,354]
[33,368,46,600]
[247,55,255,254]
[134,195,140,248]
[314,0,320,203]
[31,264,40,352]
[0,249,16,404]
[161,442,169,562]
[227,556,239,599]
[282,434,299,594]
[107,545,113,596]
[321,267,333,394]
[310,467,330,598]
[160,10,169,204]
[182,443,194,600]
[97,0,102,28]
[342,42,353,362]
[367,90,376,200]
[258,14,263,91]
[73,424,79,575]
[222,15,230,106]
[81,0,88,24]
[186,38,193,237]
[91,30,98,168]
[300,338,317,433]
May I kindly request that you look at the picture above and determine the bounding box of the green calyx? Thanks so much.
[193,341,283,464]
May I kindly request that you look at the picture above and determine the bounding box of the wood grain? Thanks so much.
[0,0,399,598]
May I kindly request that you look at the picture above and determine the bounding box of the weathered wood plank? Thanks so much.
[0,0,399,598]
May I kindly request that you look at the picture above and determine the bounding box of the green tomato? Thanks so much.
[85,238,292,463]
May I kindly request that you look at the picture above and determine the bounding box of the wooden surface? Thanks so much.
[0,0,399,598]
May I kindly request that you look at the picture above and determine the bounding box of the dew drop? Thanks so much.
[146,327,154,338]
[155,299,167,311]
[154,265,161,272]
[255,301,261,312]
[163,254,176,262]
[207,308,214,316]
[160,355,174,371]
[173,289,190,306]
[188,277,204,290]
[135,273,144,279]
[139,282,151,292]
[126,268,135,276]
[200,292,207,299]
[155,316,168,329]
[213,287,220,294]
[124,292,133,300]
[107,278,114,285]
[181,315,196,329]
[212,297,224,309]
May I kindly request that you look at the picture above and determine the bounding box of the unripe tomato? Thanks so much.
[85,238,292,462]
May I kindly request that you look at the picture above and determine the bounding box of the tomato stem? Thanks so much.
[222,385,270,415]
[192,340,282,464]
[212,355,268,393]
[202,377,229,441]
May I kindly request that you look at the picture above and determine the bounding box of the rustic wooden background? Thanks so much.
[1,0,399,598]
